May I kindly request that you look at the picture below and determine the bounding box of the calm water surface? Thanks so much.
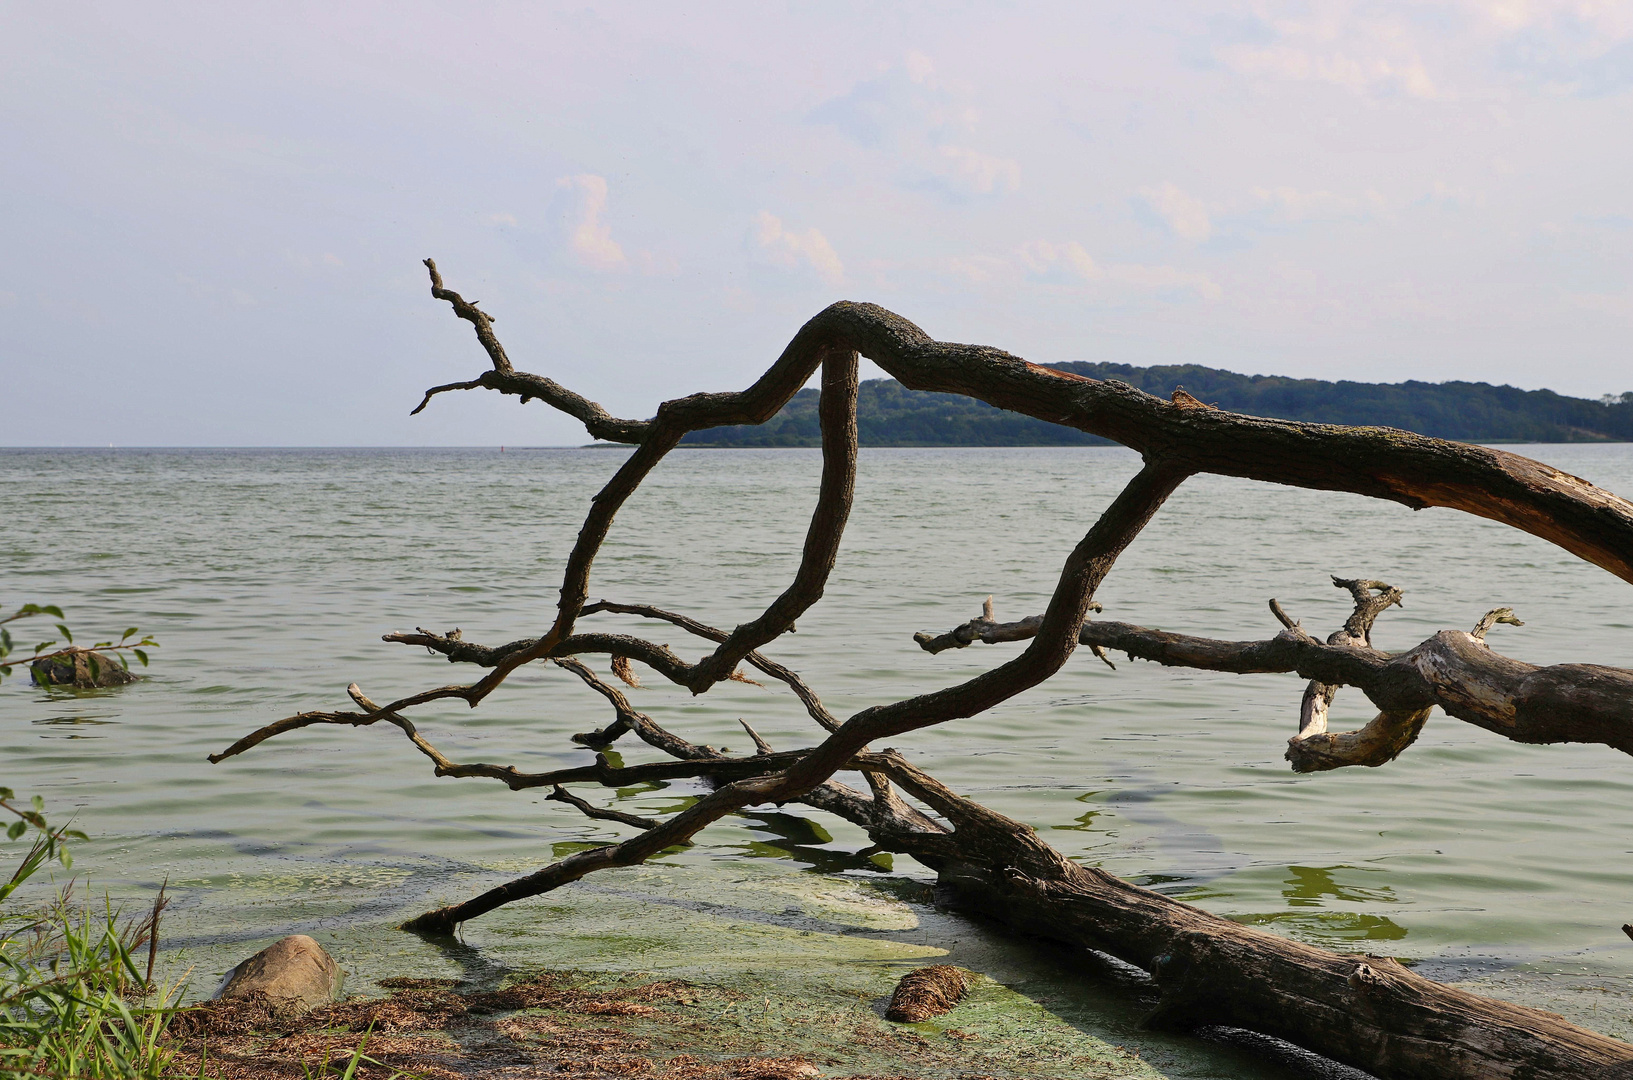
[5,445,1633,1065]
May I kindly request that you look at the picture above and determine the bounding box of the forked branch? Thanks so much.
[919,579,1633,770]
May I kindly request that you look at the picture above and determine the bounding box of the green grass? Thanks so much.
[1,788,190,1077]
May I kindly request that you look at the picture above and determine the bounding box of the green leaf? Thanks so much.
[0,787,14,800]
[134,649,149,667]
[87,655,101,681]
[65,829,88,841]
[30,796,43,813]
[122,627,138,640]
[42,605,64,618]
[5,821,23,841]
[55,624,72,644]
[35,640,57,652]
[59,847,73,870]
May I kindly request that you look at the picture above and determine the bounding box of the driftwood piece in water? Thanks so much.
[919,579,1633,771]
[945,856,1633,1080]
[858,751,1633,1080]
[885,965,969,1022]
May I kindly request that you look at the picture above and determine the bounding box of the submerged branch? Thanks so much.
[919,583,1633,768]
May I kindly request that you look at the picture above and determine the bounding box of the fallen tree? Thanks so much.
[212,259,1633,1079]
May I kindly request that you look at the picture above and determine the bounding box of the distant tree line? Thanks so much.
[680,362,1633,447]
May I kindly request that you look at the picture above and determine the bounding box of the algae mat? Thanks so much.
[152,856,1352,1078]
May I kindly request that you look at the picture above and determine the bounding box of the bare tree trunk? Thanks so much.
[210,261,1633,1080]
[860,752,1633,1080]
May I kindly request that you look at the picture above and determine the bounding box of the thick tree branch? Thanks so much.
[424,274,1633,581]
[919,590,1633,767]
[419,263,1633,589]
[367,265,1633,746]
[682,351,859,692]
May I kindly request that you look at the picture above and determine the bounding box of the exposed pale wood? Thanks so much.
[919,581,1633,769]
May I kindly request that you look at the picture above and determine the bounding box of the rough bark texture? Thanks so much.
[842,751,1633,1079]
[209,261,1633,1080]
[920,579,1633,769]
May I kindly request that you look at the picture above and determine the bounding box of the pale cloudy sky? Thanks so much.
[4,1,1632,445]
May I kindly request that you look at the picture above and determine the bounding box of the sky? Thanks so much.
[3,1,1632,446]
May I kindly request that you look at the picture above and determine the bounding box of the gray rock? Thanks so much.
[30,649,138,688]
[215,934,343,1010]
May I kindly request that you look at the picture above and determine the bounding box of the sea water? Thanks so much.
[4,444,1633,1074]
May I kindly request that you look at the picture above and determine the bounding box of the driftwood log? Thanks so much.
[211,259,1633,1080]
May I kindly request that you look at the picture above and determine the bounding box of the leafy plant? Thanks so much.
[0,787,86,901]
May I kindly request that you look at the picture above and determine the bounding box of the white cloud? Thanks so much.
[905,50,935,84]
[636,250,680,276]
[1253,186,1385,222]
[1104,262,1223,301]
[940,146,1020,194]
[1565,285,1633,317]
[1213,7,1438,99]
[1469,0,1633,39]
[950,240,1220,301]
[752,211,845,286]
[1211,2,1633,100]
[1422,180,1485,207]
[809,52,1016,199]
[1018,240,1099,279]
[1221,43,1436,97]
[941,254,1014,285]
[1140,182,1213,241]
[557,174,626,271]
[282,251,345,272]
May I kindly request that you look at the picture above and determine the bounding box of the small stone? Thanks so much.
[215,934,343,1011]
[31,650,138,688]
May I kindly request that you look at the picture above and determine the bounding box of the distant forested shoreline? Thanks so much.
[678,362,1633,447]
